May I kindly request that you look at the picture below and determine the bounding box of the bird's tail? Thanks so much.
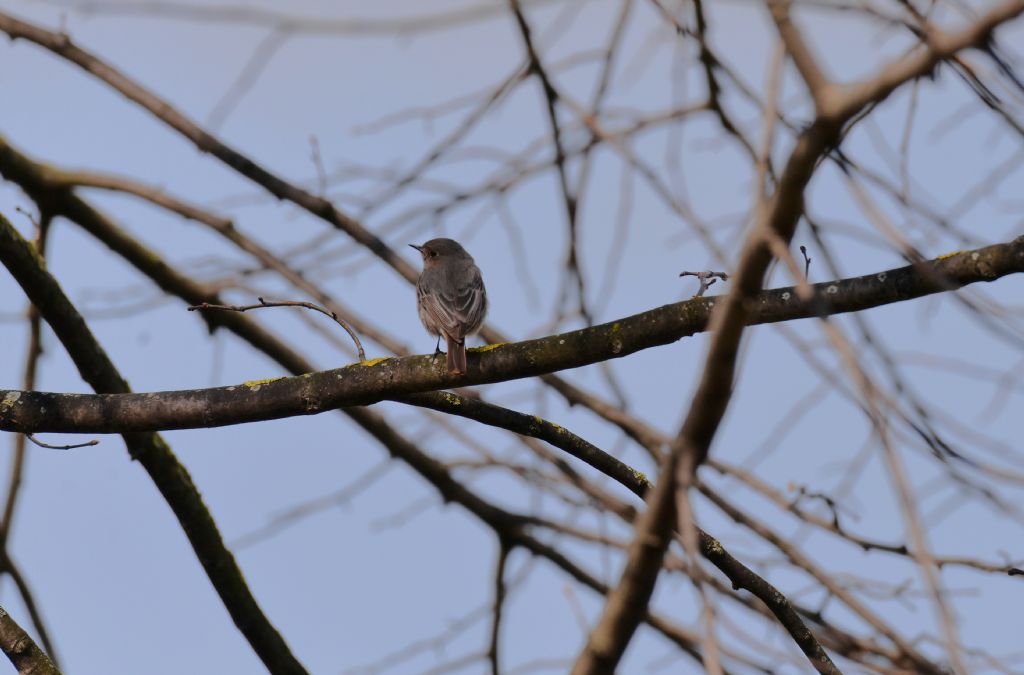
[446,335,467,375]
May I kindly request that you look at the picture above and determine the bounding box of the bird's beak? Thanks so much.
[409,243,423,252]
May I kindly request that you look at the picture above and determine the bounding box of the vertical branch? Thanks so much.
[878,424,967,673]
[508,0,591,324]
[488,540,510,675]
[692,0,760,162]
[673,484,723,675]
[0,211,49,552]
[573,0,634,200]
[0,210,60,667]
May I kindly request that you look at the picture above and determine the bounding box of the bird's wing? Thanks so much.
[444,267,486,336]
[419,267,486,340]
[418,284,460,339]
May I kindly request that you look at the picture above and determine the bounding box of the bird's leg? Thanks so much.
[434,335,443,356]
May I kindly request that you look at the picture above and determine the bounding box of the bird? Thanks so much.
[410,238,488,376]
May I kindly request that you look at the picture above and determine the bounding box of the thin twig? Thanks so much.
[679,270,730,297]
[309,135,328,198]
[800,245,812,278]
[25,435,98,450]
[489,540,510,675]
[509,0,592,326]
[188,297,366,360]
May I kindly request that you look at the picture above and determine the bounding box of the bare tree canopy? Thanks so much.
[0,1,1023,674]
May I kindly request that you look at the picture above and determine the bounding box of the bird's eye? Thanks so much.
[429,250,437,257]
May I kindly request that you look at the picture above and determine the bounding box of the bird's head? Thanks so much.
[410,238,470,267]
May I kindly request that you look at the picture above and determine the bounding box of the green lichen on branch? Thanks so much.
[703,535,725,556]
[438,392,462,406]
[630,468,651,488]
[0,391,21,411]
[470,343,505,353]
[242,377,285,389]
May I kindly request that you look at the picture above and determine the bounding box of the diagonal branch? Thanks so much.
[32,162,408,357]
[408,392,844,673]
[0,163,721,668]
[0,212,309,675]
[766,0,833,110]
[0,9,419,281]
[0,604,60,675]
[0,553,60,672]
[0,170,941,674]
[0,14,724,493]
[0,204,926,671]
[836,1,1024,121]
[571,3,1024,671]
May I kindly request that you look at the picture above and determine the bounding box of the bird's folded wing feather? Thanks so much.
[418,269,485,340]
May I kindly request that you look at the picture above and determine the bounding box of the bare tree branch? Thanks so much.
[2,229,1019,434]
[0,211,309,675]
[571,3,1024,671]
[0,604,60,675]
[1,3,1022,671]
[188,298,366,361]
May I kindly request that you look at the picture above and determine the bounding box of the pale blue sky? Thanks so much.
[1,1,1023,673]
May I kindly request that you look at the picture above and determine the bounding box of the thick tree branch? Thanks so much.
[0,147,727,669]
[573,124,829,675]
[0,205,906,670]
[0,212,309,675]
[0,3,1015,671]
[2,234,1019,435]
[0,11,671,455]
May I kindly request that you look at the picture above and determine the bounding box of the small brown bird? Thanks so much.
[411,238,488,375]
